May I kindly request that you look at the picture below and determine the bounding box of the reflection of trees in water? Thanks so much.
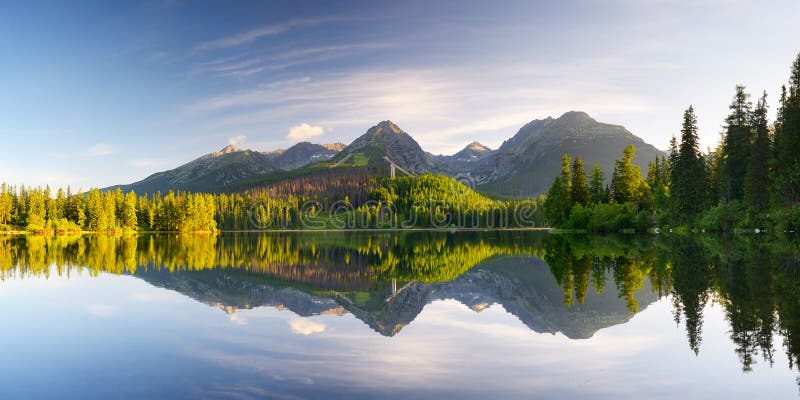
[2,232,800,384]
[668,236,712,355]
[539,233,800,386]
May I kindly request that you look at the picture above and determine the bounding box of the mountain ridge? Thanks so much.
[110,112,665,196]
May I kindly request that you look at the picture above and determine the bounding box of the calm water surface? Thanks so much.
[1,232,798,399]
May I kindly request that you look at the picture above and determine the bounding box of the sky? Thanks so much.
[1,0,799,189]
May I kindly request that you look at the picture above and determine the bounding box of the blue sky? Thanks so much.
[1,0,799,188]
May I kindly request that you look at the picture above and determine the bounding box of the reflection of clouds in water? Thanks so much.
[289,318,326,335]
[87,303,115,317]
[183,299,678,398]
[228,311,248,326]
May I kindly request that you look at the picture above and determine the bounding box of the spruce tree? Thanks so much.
[123,191,138,229]
[589,164,606,204]
[611,145,644,203]
[721,85,753,201]
[671,106,709,222]
[571,157,590,207]
[560,154,572,208]
[745,92,771,213]
[774,53,800,204]
[544,177,565,226]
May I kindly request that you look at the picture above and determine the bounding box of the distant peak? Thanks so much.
[214,144,241,156]
[373,120,402,133]
[466,142,491,152]
[558,111,595,123]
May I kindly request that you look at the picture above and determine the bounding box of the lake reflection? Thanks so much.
[1,232,799,399]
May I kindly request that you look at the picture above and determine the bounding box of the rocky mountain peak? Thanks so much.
[215,144,241,156]
[372,120,403,135]
[321,143,346,152]
[465,142,490,152]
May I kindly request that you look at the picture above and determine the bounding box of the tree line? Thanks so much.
[0,174,547,233]
[544,51,800,232]
[0,185,217,233]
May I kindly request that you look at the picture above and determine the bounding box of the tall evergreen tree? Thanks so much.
[671,106,709,221]
[26,188,47,230]
[544,178,563,226]
[721,86,753,201]
[559,154,572,208]
[611,145,645,203]
[745,92,771,213]
[543,155,574,226]
[774,53,800,204]
[123,191,138,229]
[571,157,590,207]
[0,184,12,226]
[588,164,607,204]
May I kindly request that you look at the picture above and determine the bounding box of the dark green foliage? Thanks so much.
[571,157,590,207]
[565,203,649,232]
[545,177,568,226]
[721,85,753,202]
[670,106,709,222]
[646,156,670,210]
[544,155,573,226]
[774,53,800,204]
[697,201,746,232]
[588,164,608,205]
[745,92,772,213]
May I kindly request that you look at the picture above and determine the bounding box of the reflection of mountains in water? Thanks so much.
[135,255,659,339]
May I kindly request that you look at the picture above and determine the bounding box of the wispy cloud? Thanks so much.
[192,42,395,79]
[182,62,657,153]
[287,123,324,141]
[193,18,346,53]
[87,143,117,156]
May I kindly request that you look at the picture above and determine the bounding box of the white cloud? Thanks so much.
[228,135,247,146]
[289,318,326,335]
[87,143,117,156]
[287,123,324,141]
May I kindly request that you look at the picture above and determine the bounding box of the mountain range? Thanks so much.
[134,255,658,339]
[110,111,665,196]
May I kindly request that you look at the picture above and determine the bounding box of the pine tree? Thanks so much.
[745,92,771,213]
[611,145,645,203]
[123,191,138,230]
[544,177,566,226]
[774,53,800,204]
[671,106,709,221]
[589,164,606,204]
[0,184,12,226]
[559,154,572,208]
[571,157,590,207]
[647,157,670,210]
[26,188,47,230]
[721,85,753,201]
